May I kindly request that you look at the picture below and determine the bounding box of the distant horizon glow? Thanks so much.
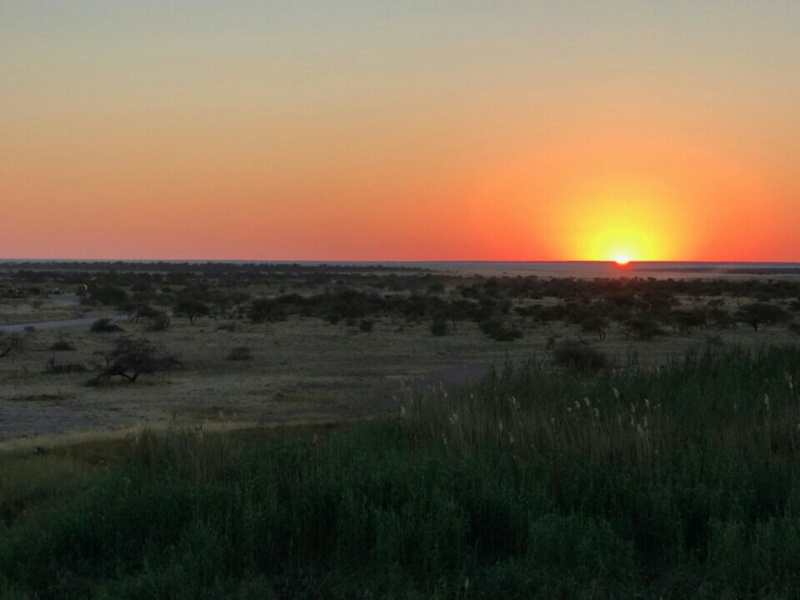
[2,2,799,262]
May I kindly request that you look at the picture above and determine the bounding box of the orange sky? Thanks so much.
[2,2,799,261]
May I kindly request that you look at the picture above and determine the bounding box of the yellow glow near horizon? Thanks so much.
[560,177,688,262]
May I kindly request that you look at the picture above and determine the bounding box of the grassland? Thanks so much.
[2,263,799,442]
[2,345,800,598]
[2,263,800,597]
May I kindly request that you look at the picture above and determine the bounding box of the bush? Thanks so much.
[736,303,791,332]
[49,340,76,352]
[479,317,523,342]
[623,317,664,340]
[227,347,252,361]
[24,325,36,334]
[359,319,374,333]
[90,318,124,333]
[145,312,171,332]
[87,337,179,385]
[174,298,210,325]
[431,317,449,336]
[552,339,608,371]
[579,316,608,340]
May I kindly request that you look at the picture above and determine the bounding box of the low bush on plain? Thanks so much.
[90,318,124,333]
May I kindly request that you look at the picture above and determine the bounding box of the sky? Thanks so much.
[2,1,799,261]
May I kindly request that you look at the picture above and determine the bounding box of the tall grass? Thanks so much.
[2,346,800,598]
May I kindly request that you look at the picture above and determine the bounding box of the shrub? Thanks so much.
[579,316,608,340]
[479,317,523,341]
[359,319,374,333]
[431,317,449,336]
[145,312,171,332]
[736,303,791,332]
[174,298,210,325]
[90,318,124,333]
[49,340,76,352]
[248,298,287,324]
[87,337,179,385]
[227,347,252,361]
[552,339,608,371]
[623,317,664,340]
[0,333,23,359]
[24,325,36,334]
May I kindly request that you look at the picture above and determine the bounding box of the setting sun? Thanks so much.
[614,255,630,266]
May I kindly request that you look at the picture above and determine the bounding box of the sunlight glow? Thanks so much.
[560,178,689,262]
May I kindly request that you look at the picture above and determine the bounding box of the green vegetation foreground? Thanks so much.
[3,346,800,599]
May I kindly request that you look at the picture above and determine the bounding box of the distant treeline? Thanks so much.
[0,261,427,275]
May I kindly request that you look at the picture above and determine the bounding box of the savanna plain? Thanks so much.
[2,262,800,598]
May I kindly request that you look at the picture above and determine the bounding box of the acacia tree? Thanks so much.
[174,298,210,325]
[735,303,790,332]
[87,337,179,385]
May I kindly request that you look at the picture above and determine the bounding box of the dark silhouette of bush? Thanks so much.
[787,322,800,337]
[580,316,609,341]
[91,286,128,306]
[623,317,664,340]
[227,347,252,361]
[431,317,449,336]
[0,333,23,360]
[359,319,374,333]
[552,339,608,371]
[735,303,790,332]
[145,312,171,332]
[90,318,124,333]
[479,317,523,342]
[87,337,179,385]
[174,298,210,325]
[49,340,76,352]
[668,309,706,334]
[248,298,288,324]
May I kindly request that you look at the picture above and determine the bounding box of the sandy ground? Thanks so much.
[1,293,797,445]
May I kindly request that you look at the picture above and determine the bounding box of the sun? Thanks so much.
[614,255,630,266]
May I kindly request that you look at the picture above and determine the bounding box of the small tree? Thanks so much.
[735,303,790,332]
[580,316,609,341]
[174,298,210,325]
[87,337,179,385]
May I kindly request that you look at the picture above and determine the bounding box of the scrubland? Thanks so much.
[2,263,800,597]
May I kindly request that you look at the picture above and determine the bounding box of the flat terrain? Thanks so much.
[1,287,797,444]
